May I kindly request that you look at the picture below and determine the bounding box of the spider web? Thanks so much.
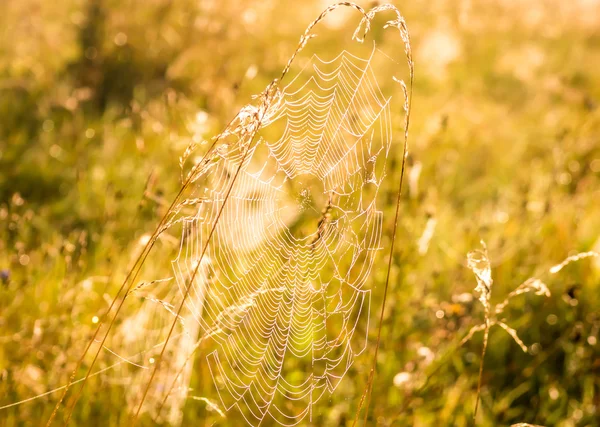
[161,41,394,425]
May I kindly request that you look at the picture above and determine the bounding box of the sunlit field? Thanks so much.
[1,1,600,426]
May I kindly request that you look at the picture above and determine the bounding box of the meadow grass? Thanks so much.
[1,0,600,426]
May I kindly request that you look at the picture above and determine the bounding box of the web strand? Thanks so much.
[157,40,396,426]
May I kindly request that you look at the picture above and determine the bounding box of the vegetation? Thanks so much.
[1,0,599,426]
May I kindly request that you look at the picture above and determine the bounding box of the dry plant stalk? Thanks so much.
[465,241,549,418]
[42,3,414,427]
[464,241,598,420]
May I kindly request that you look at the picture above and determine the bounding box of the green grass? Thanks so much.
[1,1,600,426]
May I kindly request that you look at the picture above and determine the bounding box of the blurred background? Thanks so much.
[1,0,600,425]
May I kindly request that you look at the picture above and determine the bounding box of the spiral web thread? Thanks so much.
[160,41,393,426]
